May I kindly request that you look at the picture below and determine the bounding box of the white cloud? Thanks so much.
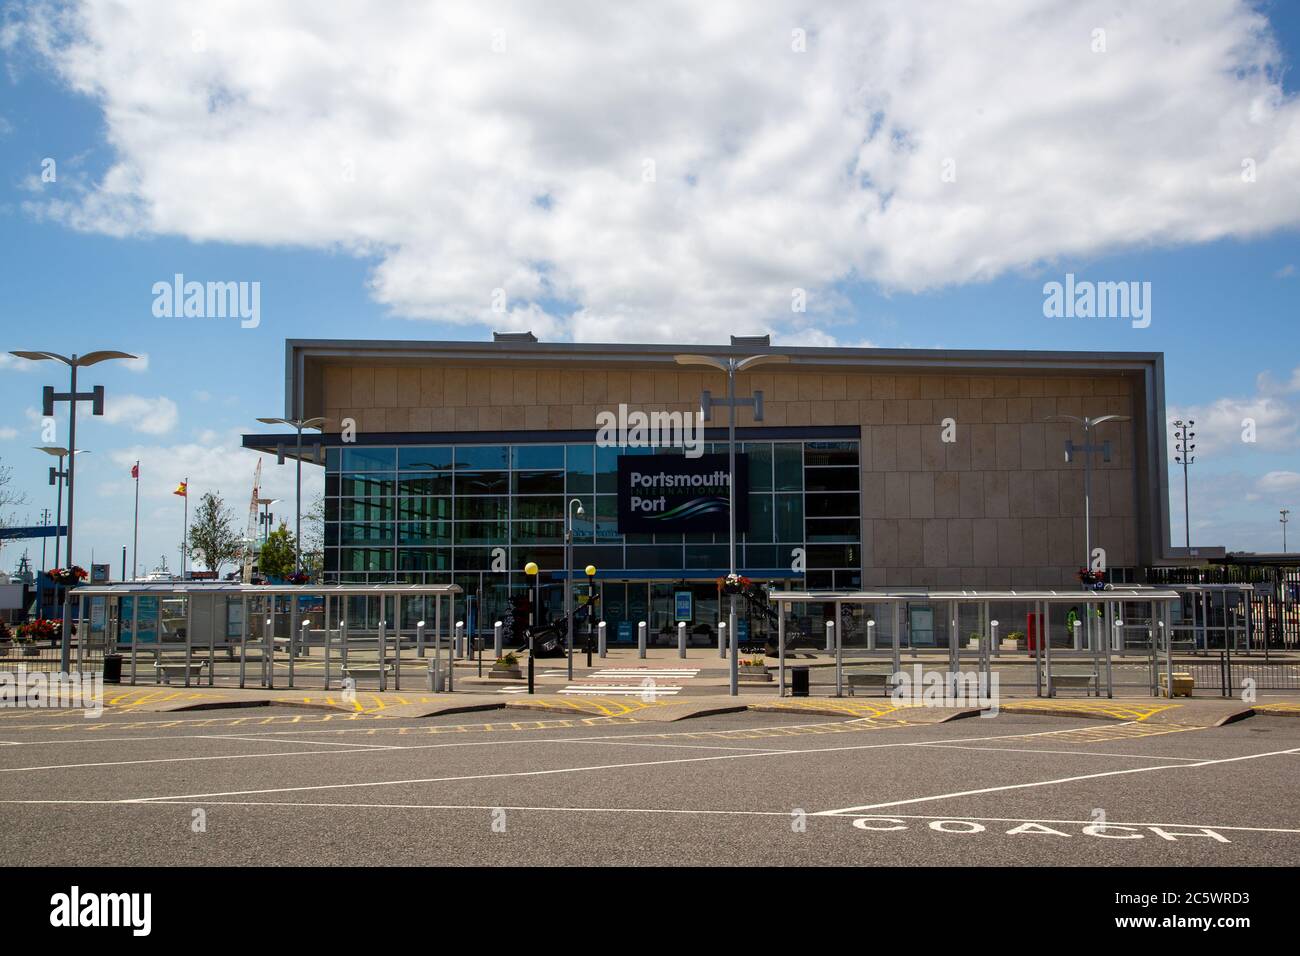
[1276,264,1296,278]
[101,394,179,434]
[1257,471,1300,495]
[1169,366,1300,456]
[0,354,40,372]
[124,352,149,373]
[105,433,321,509]
[7,1,1300,343]
[0,426,17,440]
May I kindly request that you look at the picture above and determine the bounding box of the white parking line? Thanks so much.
[3,798,1296,842]
[912,743,1206,762]
[814,746,1300,816]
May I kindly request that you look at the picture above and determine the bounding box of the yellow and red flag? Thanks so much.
[173,481,187,497]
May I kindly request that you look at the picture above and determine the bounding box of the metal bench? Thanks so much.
[154,659,210,685]
[845,665,897,697]
[1049,666,1098,697]
[339,661,396,687]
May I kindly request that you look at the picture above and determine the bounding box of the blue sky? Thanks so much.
[0,0,1297,573]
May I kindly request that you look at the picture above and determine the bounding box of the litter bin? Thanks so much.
[102,654,123,684]
[790,665,810,697]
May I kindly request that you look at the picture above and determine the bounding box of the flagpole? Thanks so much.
[132,461,140,581]
[180,477,189,581]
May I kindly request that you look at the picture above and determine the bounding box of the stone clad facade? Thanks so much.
[272,339,1168,590]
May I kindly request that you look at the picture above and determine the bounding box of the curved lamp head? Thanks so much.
[585,565,597,577]
[524,562,538,576]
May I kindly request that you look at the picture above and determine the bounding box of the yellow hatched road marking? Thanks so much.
[1000,700,1180,721]
[756,700,904,719]
[1034,721,1203,743]
[1254,702,1300,716]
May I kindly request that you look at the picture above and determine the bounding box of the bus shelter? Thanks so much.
[769,588,1182,699]
[71,583,461,690]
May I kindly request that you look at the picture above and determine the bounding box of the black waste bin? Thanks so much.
[102,654,123,684]
[790,666,810,697]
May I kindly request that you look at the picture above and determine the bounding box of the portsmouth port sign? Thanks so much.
[617,453,748,534]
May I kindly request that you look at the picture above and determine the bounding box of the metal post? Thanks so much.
[1164,602,1174,699]
[637,620,647,659]
[238,597,247,688]
[597,620,607,658]
[183,594,193,688]
[777,599,786,697]
[130,596,139,685]
[677,621,686,659]
[834,604,842,698]
[394,596,403,690]
[75,593,84,674]
[288,597,299,689]
[452,621,463,693]
[493,620,503,658]
[825,618,834,652]
[265,608,275,689]
[1034,602,1043,697]
[299,617,311,689]
[718,619,726,658]
[1106,617,1116,698]
[60,364,77,676]
[726,361,738,699]
[1044,601,1053,697]
[324,598,332,691]
[892,602,901,675]
[377,619,387,692]
[867,619,875,652]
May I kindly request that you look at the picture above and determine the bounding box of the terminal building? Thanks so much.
[243,334,1209,646]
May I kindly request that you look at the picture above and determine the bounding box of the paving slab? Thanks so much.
[373,696,505,718]
[621,701,751,722]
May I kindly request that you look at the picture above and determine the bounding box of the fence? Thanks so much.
[68,583,461,690]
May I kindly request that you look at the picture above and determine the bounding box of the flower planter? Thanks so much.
[738,666,771,682]
[489,667,523,680]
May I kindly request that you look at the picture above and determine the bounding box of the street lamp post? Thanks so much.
[565,498,586,681]
[257,497,280,544]
[1283,509,1291,552]
[257,417,327,574]
[1049,414,1130,577]
[1172,419,1195,549]
[675,345,789,696]
[12,349,136,673]
[524,561,540,694]
[34,446,87,569]
[584,564,597,666]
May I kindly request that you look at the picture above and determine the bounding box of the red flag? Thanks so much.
[131,462,139,479]
[173,481,187,497]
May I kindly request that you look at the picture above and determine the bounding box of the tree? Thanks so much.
[186,491,241,577]
[259,525,297,580]
[0,456,28,564]
[300,493,325,578]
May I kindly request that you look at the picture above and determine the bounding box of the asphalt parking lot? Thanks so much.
[1,705,1297,866]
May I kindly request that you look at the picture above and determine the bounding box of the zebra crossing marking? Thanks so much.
[559,684,683,697]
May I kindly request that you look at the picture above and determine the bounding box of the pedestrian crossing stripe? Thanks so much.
[559,685,682,696]
[591,669,700,678]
